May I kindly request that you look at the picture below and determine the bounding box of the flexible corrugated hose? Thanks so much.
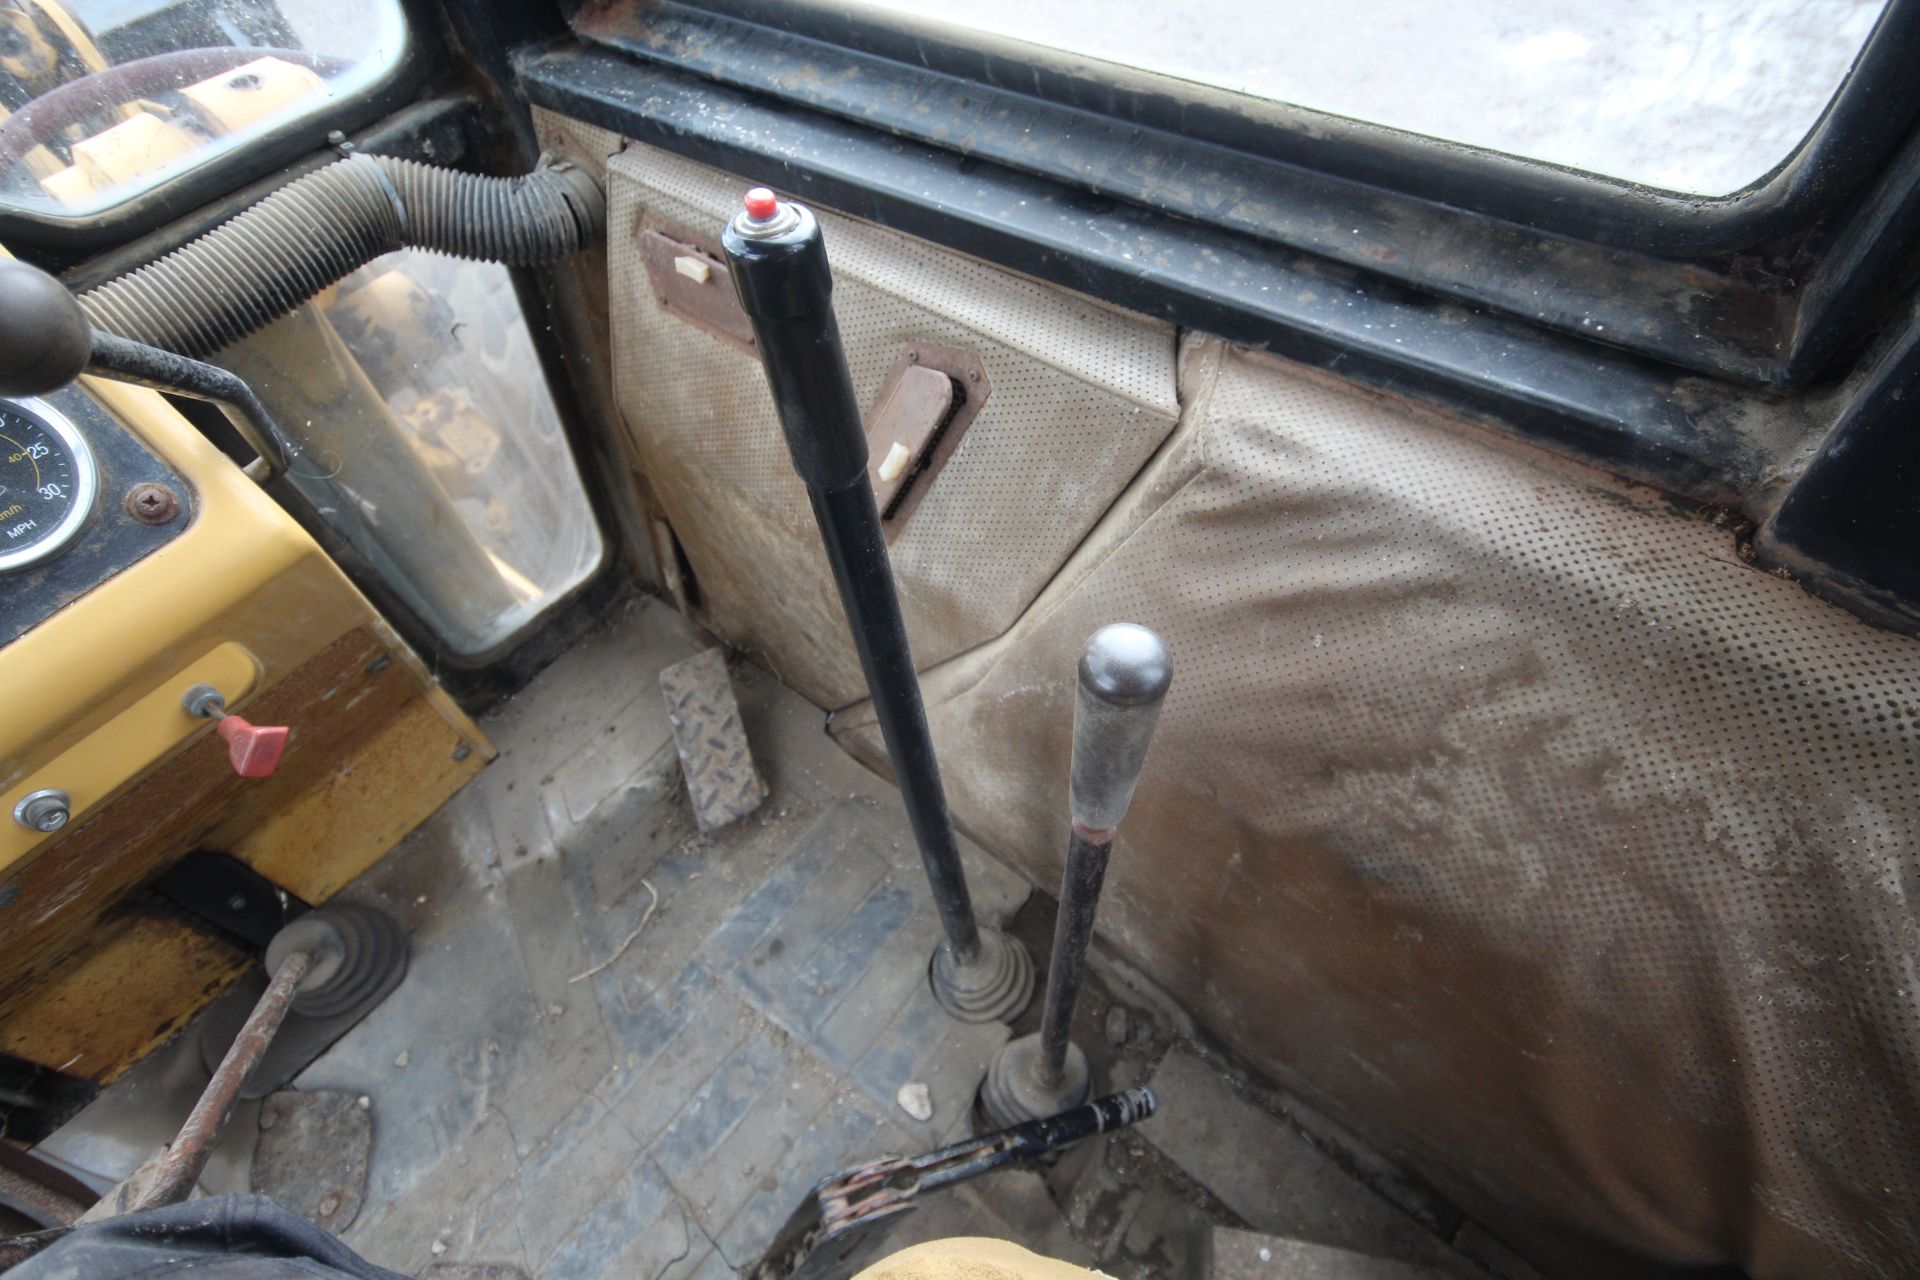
[78,153,604,357]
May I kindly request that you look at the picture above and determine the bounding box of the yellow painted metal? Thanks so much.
[0,374,494,1082]
[0,377,483,871]
[180,56,325,132]
[0,912,248,1081]
[0,642,260,870]
[230,693,483,901]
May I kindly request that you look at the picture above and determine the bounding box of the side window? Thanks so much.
[0,0,408,218]
[856,0,1888,194]
[219,251,605,659]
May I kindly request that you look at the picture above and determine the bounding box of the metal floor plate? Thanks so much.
[296,598,1034,1278]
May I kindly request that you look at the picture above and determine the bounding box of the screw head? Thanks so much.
[318,1193,341,1216]
[125,483,181,525]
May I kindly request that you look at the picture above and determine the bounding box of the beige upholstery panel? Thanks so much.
[837,341,1920,1280]
[606,143,1179,707]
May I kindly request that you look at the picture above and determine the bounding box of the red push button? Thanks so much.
[743,187,779,221]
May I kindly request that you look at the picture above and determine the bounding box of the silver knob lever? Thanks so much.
[1070,623,1174,833]
[978,623,1172,1129]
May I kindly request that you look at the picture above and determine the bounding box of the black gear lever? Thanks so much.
[0,258,92,396]
[0,259,289,478]
[722,188,1033,1023]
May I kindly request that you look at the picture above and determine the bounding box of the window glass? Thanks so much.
[218,251,605,658]
[0,0,407,217]
[860,0,1889,196]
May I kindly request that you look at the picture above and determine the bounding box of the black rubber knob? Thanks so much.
[721,194,870,493]
[0,260,93,397]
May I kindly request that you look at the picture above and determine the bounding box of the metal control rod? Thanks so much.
[722,189,1030,1023]
[0,262,293,480]
[1037,823,1117,1090]
[79,948,314,1222]
[981,625,1172,1127]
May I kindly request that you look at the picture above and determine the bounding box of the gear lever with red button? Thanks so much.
[182,684,288,778]
[722,187,1034,1024]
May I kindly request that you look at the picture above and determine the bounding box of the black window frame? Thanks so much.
[629,0,1920,255]
[525,0,1920,634]
[564,0,1920,394]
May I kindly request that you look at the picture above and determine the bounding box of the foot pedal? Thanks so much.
[251,1089,371,1232]
[660,647,767,832]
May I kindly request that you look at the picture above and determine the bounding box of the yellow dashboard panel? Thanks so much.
[0,641,259,870]
[0,375,492,1081]
[2,376,387,861]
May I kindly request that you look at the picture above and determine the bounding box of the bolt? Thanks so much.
[318,1193,341,1216]
[227,895,248,912]
[182,684,226,719]
[126,483,181,525]
[12,790,69,833]
[452,742,473,762]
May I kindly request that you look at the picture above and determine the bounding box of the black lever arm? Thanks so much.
[721,188,1032,1023]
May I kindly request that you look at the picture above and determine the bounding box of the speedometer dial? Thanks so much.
[0,398,97,573]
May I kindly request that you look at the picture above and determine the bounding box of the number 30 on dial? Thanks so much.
[0,399,98,573]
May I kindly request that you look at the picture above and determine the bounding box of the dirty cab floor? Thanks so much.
[40,598,1493,1279]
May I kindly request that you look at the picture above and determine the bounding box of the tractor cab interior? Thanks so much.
[1,3,1918,1279]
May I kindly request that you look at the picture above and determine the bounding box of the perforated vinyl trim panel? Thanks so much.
[605,143,1179,707]
[837,341,1920,1279]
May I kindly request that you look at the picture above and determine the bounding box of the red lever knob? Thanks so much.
[215,715,288,778]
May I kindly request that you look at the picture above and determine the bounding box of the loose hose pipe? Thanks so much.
[78,152,605,358]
